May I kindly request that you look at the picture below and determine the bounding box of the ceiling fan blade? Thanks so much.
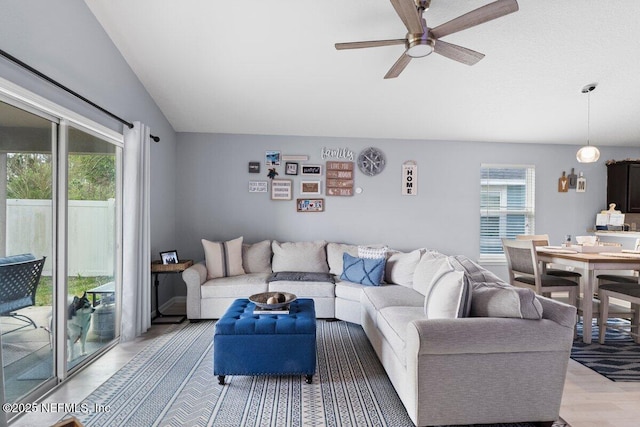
[384,53,412,79]
[389,0,424,34]
[335,39,406,50]
[430,0,519,39]
[434,39,485,65]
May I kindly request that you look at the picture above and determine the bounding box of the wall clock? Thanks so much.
[357,147,386,176]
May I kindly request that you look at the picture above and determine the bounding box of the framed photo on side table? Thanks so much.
[160,250,179,265]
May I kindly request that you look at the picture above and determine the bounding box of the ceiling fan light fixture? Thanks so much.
[407,38,434,58]
[576,83,600,163]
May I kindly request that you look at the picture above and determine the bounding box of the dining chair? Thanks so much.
[502,238,578,308]
[596,238,639,290]
[598,282,640,344]
[515,234,582,281]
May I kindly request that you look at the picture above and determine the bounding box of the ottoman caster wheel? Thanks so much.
[218,375,226,385]
[305,375,313,384]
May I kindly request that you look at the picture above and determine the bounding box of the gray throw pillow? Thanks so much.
[271,240,329,273]
[242,240,272,273]
[471,282,543,319]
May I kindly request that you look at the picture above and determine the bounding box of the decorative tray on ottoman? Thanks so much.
[249,292,297,313]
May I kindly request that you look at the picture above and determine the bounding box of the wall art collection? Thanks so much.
[247,147,419,211]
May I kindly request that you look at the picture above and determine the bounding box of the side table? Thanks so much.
[151,259,193,324]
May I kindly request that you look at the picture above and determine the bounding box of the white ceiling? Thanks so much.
[84,0,640,147]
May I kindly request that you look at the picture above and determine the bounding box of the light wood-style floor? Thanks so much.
[9,305,640,427]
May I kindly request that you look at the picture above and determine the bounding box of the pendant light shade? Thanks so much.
[576,145,600,163]
[576,83,599,163]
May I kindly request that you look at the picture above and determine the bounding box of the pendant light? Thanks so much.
[576,83,600,163]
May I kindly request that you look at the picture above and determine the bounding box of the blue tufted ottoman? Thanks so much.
[214,298,316,384]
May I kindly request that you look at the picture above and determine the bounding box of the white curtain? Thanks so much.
[121,121,151,341]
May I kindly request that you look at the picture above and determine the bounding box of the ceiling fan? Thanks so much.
[335,0,519,79]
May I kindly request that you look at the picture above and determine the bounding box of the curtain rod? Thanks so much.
[0,48,160,142]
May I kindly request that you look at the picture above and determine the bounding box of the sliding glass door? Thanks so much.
[0,100,56,402]
[66,126,119,370]
[0,97,122,412]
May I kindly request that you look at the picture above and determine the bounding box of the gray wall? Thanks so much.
[1,0,178,305]
[176,133,640,283]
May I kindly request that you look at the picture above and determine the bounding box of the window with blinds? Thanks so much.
[480,164,535,259]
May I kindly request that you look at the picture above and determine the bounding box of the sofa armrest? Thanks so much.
[404,317,575,426]
[182,261,207,319]
[407,317,575,355]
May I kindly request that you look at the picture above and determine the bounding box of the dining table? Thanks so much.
[536,248,640,343]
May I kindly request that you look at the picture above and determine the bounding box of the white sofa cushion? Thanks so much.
[202,236,245,279]
[271,240,329,273]
[242,240,272,273]
[377,306,425,366]
[412,251,449,296]
[385,249,423,287]
[471,282,543,319]
[268,280,335,297]
[361,285,424,311]
[326,242,358,275]
[334,279,366,301]
[200,273,269,298]
[423,261,472,319]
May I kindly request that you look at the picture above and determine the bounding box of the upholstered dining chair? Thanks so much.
[598,283,640,344]
[502,238,578,308]
[515,234,582,282]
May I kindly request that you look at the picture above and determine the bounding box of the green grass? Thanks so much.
[36,275,113,306]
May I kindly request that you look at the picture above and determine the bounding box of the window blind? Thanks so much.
[480,164,535,257]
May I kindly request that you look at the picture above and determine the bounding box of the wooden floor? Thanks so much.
[9,304,640,427]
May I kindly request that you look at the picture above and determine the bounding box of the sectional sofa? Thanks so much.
[182,238,576,427]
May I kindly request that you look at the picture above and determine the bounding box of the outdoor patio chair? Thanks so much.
[0,254,46,334]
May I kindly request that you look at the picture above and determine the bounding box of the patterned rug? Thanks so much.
[59,320,568,427]
[571,320,640,381]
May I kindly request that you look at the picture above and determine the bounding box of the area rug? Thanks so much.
[571,320,640,382]
[59,320,568,427]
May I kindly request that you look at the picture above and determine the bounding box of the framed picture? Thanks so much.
[271,179,293,200]
[285,162,299,175]
[297,198,324,212]
[301,164,322,176]
[248,180,268,193]
[265,150,281,166]
[300,180,322,195]
[160,250,179,265]
[248,161,260,173]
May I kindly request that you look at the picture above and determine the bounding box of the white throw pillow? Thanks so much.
[272,240,329,273]
[358,245,388,259]
[242,240,272,274]
[423,261,472,319]
[384,249,423,287]
[202,237,245,279]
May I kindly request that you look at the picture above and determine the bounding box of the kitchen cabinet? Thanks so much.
[607,161,640,213]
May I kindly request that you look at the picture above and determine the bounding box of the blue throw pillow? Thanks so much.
[340,253,385,286]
